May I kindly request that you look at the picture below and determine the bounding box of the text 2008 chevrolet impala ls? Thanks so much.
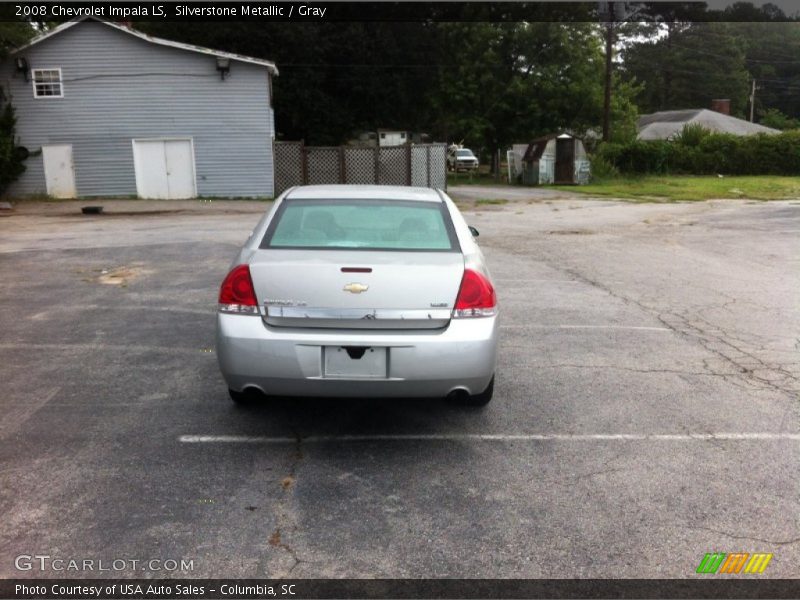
[216,185,499,406]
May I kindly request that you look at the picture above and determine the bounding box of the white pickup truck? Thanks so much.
[447,148,479,172]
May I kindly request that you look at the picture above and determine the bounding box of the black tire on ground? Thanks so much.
[456,376,494,407]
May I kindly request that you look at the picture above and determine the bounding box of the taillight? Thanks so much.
[453,269,497,318]
[218,264,259,315]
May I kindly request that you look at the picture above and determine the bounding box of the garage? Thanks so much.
[132,138,197,199]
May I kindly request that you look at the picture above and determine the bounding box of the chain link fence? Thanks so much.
[274,142,447,197]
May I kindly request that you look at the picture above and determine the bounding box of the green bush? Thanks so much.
[759,108,800,131]
[0,95,25,196]
[594,130,800,176]
[672,123,710,147]
[588,154,619,181]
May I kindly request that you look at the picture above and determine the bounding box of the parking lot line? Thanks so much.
[500,325,671,332]
[179,432,800,444]
[0,342,210,356]
[493,279,583,283]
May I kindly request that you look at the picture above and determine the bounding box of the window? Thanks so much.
[261,199,459,251]
[32,69,63,98]
[400,132,406,139]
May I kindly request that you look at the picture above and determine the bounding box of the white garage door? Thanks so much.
[133,139,196,199]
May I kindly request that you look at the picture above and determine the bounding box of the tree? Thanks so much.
[621,3,800,124]
[759,108,800,130]
[622,22,751,116]
[0,100,25,196]
[0,19,35,196]
[137,20,637,152]
[138,21,441,145]
[0,21,36,55]
[429,22,632,161]
[726,19,800,124]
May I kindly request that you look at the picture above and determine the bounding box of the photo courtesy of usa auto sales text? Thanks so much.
[16,584,202,597]
[15,584,298,597]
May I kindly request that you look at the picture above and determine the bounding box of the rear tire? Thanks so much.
[453,376,494,407]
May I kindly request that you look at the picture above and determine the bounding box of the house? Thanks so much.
[517,133,590,185]
[378,129,409,147]
[0,17,278,199]
[637,103,779,140]
[347,130,432,148]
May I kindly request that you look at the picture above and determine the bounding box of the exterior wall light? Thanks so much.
[15,57,29,81]
[216,57,230,80]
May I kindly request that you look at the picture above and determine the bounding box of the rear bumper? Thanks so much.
[216,313,498,398]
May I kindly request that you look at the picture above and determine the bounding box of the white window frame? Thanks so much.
[32,68,64,99]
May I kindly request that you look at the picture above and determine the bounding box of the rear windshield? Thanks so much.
[260,198,459,252]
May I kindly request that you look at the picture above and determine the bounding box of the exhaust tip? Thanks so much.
[446,388,471,403]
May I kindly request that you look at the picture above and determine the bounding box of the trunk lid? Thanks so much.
[248,249,464,329]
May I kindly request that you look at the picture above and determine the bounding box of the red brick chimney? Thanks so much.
[711,99,731,115]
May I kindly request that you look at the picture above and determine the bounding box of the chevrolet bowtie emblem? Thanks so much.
[343,282,369,294]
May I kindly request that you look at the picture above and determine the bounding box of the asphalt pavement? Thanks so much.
[1,194,798,578]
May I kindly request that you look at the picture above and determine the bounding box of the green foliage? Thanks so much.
[726,21,800,126]
[595,131,800,176]
[622,22,751,117]
[429,22,620,156]
[622,14,800,126]
[0,21,36,57]
[137,21,639,154]
[608,76,641,144]
[0,98,26,195]
[760,108,800,130]
[587,155,619,181]
[595,140,674,174]
[558,175,800,202]
[672,123,710,147]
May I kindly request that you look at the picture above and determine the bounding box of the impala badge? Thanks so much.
[343,282,369,294]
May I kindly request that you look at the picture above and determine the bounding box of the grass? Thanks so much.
[549,176,800,202]
[475,198,509,206]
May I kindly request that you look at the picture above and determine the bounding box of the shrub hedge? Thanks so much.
[595,130,800,176]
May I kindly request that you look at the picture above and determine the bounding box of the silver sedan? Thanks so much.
[216,185,499,406]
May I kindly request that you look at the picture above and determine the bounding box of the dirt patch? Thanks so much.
[88,265,151,286]
[547,229,595,235]
[98,210,187,217]
[268,529,282,546]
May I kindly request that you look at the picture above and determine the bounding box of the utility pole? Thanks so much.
[602,3,616,142]
[749,79,757,122]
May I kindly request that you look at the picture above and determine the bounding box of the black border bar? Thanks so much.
[2,579,800,599]
[1,2,798,23]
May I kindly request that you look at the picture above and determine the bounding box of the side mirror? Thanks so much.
[468,225,480,237]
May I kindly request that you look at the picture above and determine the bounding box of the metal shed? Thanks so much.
[521,133,590,185]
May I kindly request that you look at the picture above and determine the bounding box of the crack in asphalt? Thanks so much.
[686,525,800,546]
[659,309,800,399]
[267,430,306,576]
[541,261,800,401]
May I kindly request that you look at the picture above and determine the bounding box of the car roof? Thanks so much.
[284,185,443,202]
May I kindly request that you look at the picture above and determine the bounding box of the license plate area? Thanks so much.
[323,346,387,379]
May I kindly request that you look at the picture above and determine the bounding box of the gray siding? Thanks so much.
[1,21,274,198]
